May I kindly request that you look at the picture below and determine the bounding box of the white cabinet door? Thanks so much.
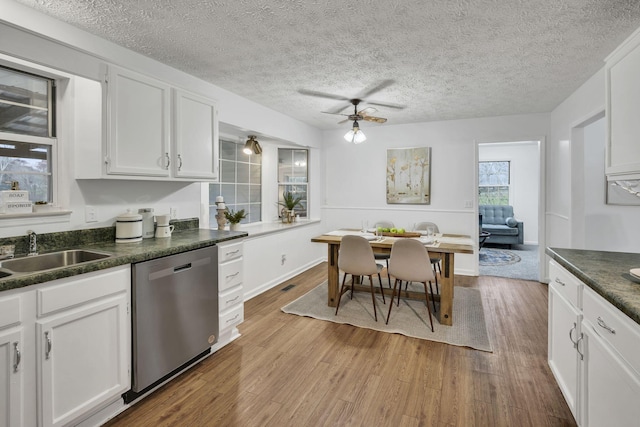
[37,294,129,427]
[105,65,171,177]
[173,89,219,180]
[581,323,640,427]
[548,286,581,422]
[0,329,23,427]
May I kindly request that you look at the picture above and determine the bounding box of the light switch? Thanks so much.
[85,206,98,222]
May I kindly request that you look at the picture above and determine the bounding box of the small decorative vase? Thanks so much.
[230,223,240,231]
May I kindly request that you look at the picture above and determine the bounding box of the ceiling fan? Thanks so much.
[298,80,405,143]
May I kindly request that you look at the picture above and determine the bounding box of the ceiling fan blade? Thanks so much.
[321,111,349,117]
[356,79,395,99]
[358,107,378,116]
[366,100,406,110]
[362,116,387,124]
[298,89,350,101]
[337,118,350,124]
[325,103,352,114]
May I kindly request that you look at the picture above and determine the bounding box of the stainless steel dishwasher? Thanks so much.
[125,245,218,402]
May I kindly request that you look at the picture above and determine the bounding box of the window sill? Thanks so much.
[0,210,71,228]
[227,218,321,238]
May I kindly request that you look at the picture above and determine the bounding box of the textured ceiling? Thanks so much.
[13,0,640,130]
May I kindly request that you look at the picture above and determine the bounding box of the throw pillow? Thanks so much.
[505,217,518,227]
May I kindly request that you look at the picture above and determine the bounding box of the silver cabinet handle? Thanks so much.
[576,334,584,360]
[164,152,171,169]
[225,314,240,324]
[225,249,240,257]
[225,271,240,280]
[13,342,20,372]
[226,295,240,304]
[177,154,183,171]
[597,317,616,334]
[45,331,52,359]
[569,322,578,348]
[554,278,566,286]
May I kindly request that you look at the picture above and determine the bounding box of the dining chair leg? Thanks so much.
[421,281,435,332]
[377,273,386,304]
[368,275,378,321]
[385,259,391,288]
[428,281,437,312]
[397,281,403,306]
[386,278,400,324]
[335,275,348,316]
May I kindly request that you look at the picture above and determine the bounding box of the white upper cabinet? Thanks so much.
[75,65,220,181]
[105,65,171,177]
[606,27,640,180]
[173,89,219,180]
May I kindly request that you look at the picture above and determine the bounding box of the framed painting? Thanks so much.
[386,146,431,204]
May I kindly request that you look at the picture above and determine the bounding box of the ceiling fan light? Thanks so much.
[344,120,366,144]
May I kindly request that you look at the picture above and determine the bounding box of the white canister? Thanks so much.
[115,210,143,243]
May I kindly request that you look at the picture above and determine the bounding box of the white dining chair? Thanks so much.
[386,239,435,332]
[373,220,395,286]
[336,235,386,321]
[414,221,441,294]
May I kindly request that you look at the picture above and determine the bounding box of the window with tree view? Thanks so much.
[0,66,55,202]
[278,148,308,218]
[479,161,510,205]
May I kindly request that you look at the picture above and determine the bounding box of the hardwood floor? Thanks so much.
[105,263,576,427]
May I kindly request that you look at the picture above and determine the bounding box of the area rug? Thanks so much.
[479,248,521,266]
[282,280,492,352]
[479,245,539,282]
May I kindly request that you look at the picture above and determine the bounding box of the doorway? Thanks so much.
[477,140,542,281]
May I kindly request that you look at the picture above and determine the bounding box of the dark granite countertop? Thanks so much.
[0,227,247,293]
[546,247,640,325]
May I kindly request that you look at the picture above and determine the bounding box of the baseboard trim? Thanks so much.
[244,257,325,301]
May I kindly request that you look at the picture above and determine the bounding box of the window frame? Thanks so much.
[210,138,262,225]
[277,148,309,218]
[0,54,69,220]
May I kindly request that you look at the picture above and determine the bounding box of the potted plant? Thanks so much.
[224,208,246,231]
[278,191,303,223]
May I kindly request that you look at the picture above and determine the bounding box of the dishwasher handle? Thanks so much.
[174,263,192,273]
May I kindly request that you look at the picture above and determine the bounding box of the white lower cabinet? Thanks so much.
[548,285,581,421]
[216,240,244,348]
[0,328,23,427]
[549,260,640,427]
[0,265,130,427]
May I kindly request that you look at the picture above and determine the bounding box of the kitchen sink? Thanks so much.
[0,249,113,273]
[0,270,12,278]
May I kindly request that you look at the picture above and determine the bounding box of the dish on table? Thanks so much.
[630,268,640,280]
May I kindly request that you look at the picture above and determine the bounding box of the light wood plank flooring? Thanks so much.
[105,263,575,426]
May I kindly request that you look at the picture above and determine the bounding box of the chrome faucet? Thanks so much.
[27,230,37,256]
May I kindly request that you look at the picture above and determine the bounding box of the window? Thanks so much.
[479,161,510,205]
[210,139,262,224]
[278,148,308,218]
[0,66,56,203]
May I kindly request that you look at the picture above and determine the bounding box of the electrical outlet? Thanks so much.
[85,206,98,223]
[170,207,177,219]
[464,200,473,208]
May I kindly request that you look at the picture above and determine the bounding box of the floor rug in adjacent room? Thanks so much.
[479,245,539,282]
[282,280,492,352]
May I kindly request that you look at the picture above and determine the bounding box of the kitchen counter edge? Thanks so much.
[0,229,247,293]
[546,247,640,325]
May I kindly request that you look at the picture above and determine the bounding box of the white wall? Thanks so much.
[479,141,540,245]
[321,113,549,275]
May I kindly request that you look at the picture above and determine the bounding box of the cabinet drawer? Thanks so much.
[219,287,243,313]
[220,304,243,331]
[0,295,21,329]
[549,260,583,309]
[219,258,243,292]
[583,286,640,375]
[218,241,243,263]
[37,265,130,317]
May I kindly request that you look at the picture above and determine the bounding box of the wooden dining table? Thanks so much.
[311,231,475,326]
